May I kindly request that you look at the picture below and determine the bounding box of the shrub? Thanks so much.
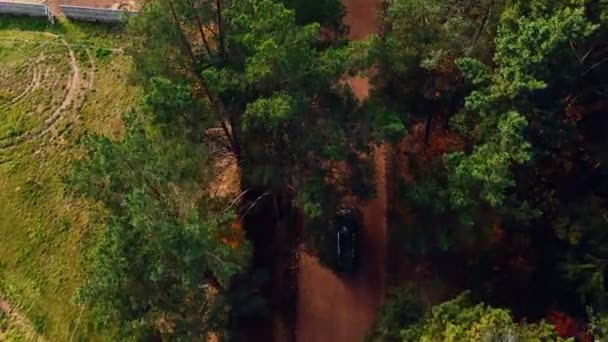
[371,290,571,342]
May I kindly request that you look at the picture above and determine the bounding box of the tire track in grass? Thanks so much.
[4,58,41,107]
[0,297,47,342]
[0,38,93,153]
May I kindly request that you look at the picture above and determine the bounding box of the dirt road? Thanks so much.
[296,144,387,341]
[295,1,386,341]
[342,0,382,41]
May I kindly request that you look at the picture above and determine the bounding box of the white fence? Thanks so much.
[0,1,54,23]
[59,5,136,23]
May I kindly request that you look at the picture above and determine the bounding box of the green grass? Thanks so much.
[0,308,28,342]
[0,15,138,341]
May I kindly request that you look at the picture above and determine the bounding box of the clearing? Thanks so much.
[0,17,136,341]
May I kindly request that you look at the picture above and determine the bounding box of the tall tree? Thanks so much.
[378,0,504,144]
[382,0,503,75]
[67,113,251,340]
[128,0,402,218]
[381,1,608,321]
[445,3,597,225]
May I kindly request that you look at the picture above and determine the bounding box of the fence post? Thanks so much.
[45,5,54,24]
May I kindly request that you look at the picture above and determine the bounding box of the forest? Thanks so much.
[1,0,608,340]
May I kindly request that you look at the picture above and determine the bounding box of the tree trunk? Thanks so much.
[424,110,433,145]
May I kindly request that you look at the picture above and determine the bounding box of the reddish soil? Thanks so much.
[342,0,381,99]
[346,75,373,101]
[342,0,381,40]
[209,152,241,199]
[295,1,386,341]
[296,145,387,342]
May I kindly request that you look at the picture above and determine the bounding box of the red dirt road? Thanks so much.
[341,0,380,100]
[296,144,388,341]
[342,0,381,41]
[295,1,386,341]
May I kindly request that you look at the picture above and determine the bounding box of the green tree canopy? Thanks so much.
[445,3,597,225]
[371,290,568,342]
[382,0,503,75]
[67,114,251,340]
[128,0,402,218]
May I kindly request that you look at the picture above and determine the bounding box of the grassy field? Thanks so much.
[0,16,137,341]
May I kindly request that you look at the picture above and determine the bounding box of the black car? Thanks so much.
[334,206,362,274]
